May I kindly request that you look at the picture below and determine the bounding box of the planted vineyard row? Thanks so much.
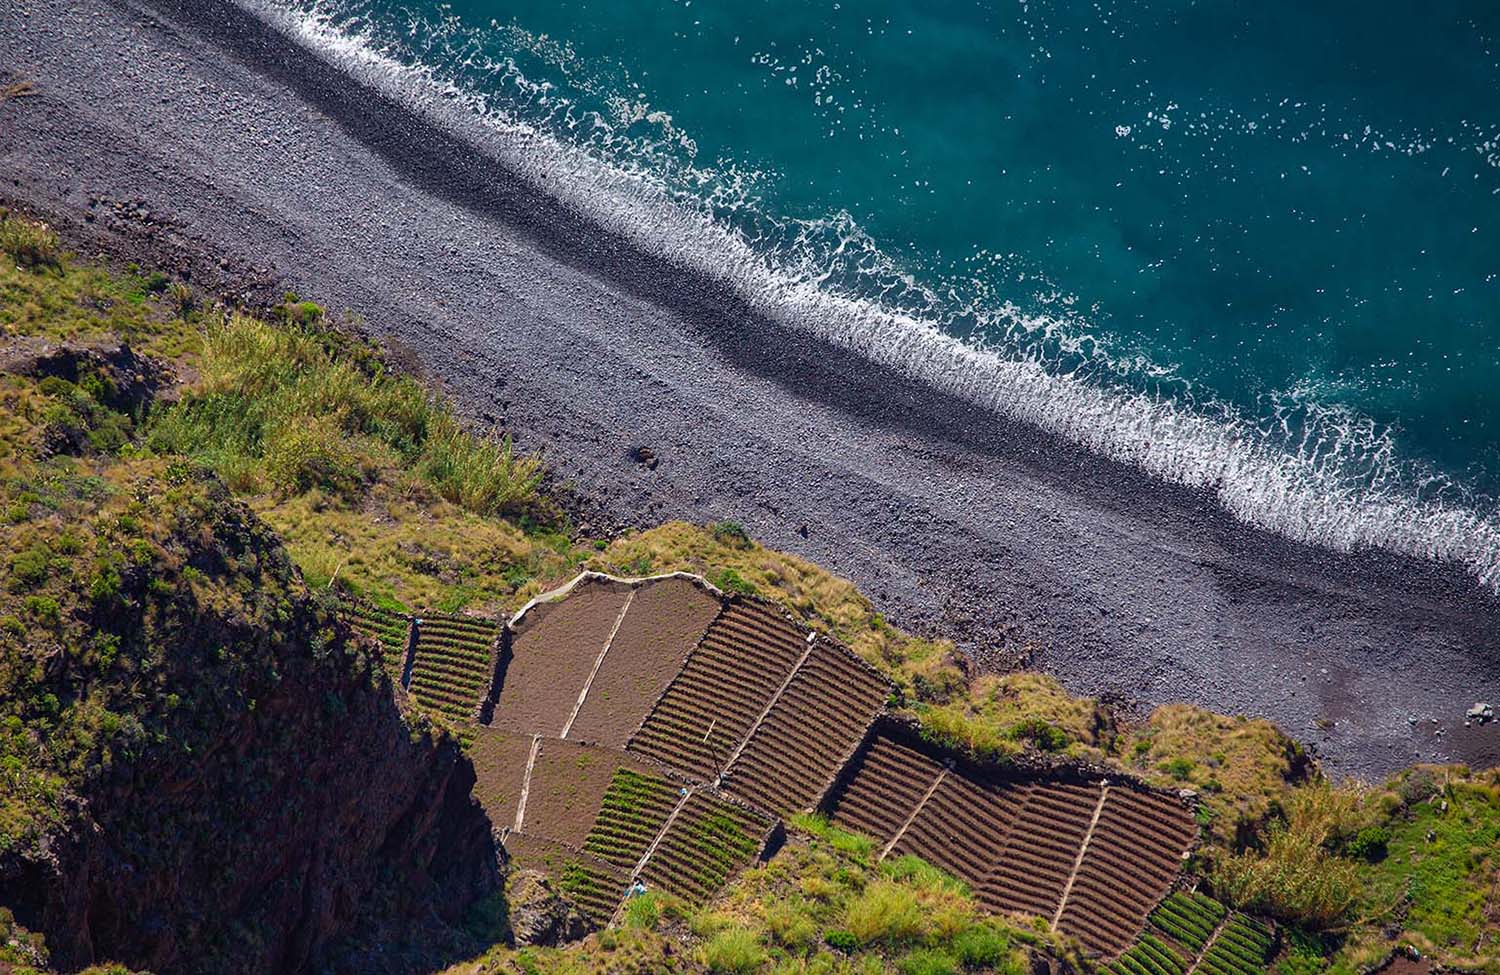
[340,600,412,675]
[724,641,890,817]
[1112,933,1188,975]
[1149,892,1227,953]
[638,792,769,904]
[1113,894,1273,975]
[408,613,498,723]
[629,600,806,781]
[1198,915,1274,975]
[1057,787,1199,955]
[581,768,682,870]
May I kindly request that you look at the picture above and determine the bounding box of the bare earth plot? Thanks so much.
[567,576,723,747]
[493,576,633,736]
[522,739,677,850]
[468,725,535,828]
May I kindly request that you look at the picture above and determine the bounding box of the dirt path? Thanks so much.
[3,0,1498,777]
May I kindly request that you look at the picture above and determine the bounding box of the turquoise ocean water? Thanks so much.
[249,0,1500,586]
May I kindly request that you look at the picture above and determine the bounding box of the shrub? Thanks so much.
[953,924,1011,967]
[623,890,662,929]
[0,214,60,269]
[262,418,365,498]
[899,949,960,975]
[714,567,757,596]
[1213,784,1362,926]
[711,521,752,548]
[845,880,925,946]
[1010,716,1068,752]
[700,927,767,974]
[1341,825,1389,862]
[8,544,51,591]
[824,929,858,953]
[418,416,543,518]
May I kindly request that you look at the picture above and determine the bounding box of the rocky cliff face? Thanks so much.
[0,457,499,974]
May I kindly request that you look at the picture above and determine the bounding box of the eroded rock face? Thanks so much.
[0,473,499,974]
[507,870,592,948]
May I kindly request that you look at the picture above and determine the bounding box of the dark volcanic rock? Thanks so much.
[0,474,499,975]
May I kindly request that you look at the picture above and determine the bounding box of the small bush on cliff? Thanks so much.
[1213,781,1366,926]
[0,213,61,270]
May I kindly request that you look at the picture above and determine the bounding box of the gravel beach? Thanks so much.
[3,0,1497,777]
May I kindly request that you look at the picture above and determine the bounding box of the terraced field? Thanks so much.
[1058,787,1198,954]
[1149,893,1228,955]
[339,599,412,676]
[637,790,771,904]
[407,612,499,723]
[494,576,632,736]
[1197,914,1274,975]
[459,572,1204,944]
[567,576,723,747]
[468,726,535,828]
[979,781,1103,919]
[722,640,890,817]
[523,740,673,849]
[503,831,629,924]
[894,772,1021,884]
[581,767,684,871]
[1112,894,1273,975]
[629,599,807,781]
[829,734,947,843]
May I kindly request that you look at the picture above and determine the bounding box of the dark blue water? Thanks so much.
[260,0,1500,584]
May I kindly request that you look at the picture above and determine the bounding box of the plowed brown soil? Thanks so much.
[468,725,536,827]
[980,782,1102,919]
[629,599,805,781]
[1057,787,1194,956]
[493,577,632,736]
[723,640,889,816]
[522,739,673,849]
[568,577,723,747]
[830,734,945,843]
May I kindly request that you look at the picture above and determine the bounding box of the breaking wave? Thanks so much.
[237,0,1500,591]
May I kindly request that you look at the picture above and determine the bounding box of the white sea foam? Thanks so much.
[236,0,1500,591]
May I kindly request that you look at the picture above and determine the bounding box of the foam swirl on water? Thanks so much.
[237,0,1500,592]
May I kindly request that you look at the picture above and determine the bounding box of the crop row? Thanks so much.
[639,794,765,903]
[980,784,1099,917]
[629,603,804,780]
[582,769,680,869]
[898,774,1019,890]
[724,642,888,816]
[1150,892,1226,953]
[1197,916,1272,975]
[1111,934,1187,975]
[832,736,945,841]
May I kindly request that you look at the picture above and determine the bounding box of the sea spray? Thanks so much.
[235,0,1500,591]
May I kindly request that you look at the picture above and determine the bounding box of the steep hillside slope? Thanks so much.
[0,268,500,971]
